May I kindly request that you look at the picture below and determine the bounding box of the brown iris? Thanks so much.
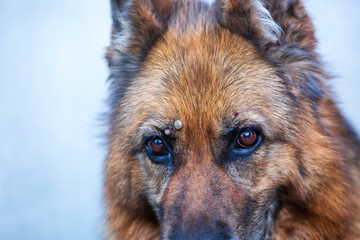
[147,137,165,154]
[237,129,258,148]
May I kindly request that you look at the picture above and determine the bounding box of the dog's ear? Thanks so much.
[106,0,174,67]
[262,0,316,50]
[215,0,324,101]
[262,0,324,101]
[215,0,282,47]
[215,0,315,50]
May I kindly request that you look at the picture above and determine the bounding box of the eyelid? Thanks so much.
[143,129,164,143]
[143,134,160,143]
[141,124,172,141]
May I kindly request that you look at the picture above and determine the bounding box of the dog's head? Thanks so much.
[105,0,354,239]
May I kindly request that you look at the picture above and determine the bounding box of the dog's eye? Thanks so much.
[228,127,263,161]
[147,137,165,154]
[145,136,172,164]
[237,129,257,148]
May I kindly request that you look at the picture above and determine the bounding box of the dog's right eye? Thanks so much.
[145,136,172,164]
[147,137,165,154]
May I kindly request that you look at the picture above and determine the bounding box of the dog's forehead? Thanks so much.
[130,28,290,137]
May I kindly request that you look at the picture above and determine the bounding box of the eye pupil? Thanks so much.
[148,137,165,154]
[237,129,257,148]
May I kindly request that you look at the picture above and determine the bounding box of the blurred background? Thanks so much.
[0,0,359,239]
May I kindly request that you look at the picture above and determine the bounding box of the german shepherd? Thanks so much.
[104,0,360,239]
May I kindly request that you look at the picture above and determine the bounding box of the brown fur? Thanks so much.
[104,0,360,239]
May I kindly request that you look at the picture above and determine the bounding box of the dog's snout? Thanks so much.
[161,159,245,240]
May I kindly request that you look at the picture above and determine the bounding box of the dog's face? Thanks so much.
[120,28,293,239]
[105,0,354,239]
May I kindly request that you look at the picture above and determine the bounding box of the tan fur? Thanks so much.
[105,0,360,239]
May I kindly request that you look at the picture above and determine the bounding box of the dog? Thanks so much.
[104,0,360,239]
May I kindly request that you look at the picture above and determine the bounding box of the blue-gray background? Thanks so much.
[0,0,359,239]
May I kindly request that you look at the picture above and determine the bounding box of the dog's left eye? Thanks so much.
[237,129,258,148]
[145,136,172,164]
[228,127,263,161]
